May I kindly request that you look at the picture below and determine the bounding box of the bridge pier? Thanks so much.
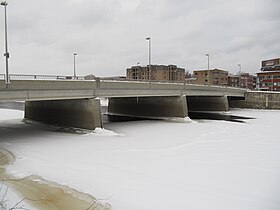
[108,96,188,119]
[186,96,229,112]
[25,98,103,130]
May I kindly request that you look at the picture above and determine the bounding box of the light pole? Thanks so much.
[205,53,210,85]
[1,1,9,86]
[146,37,151,82]
[238,64,241,87]
[135,62,140,80]
[73,53,77,79]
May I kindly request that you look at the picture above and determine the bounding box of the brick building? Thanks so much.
[257,71,280,91]
[261,58,280,71]
[126,65,185,82]
[227,73,257,90]
[193,69,228,86]
[257,58,280,91]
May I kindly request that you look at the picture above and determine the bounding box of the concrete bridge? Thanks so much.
[0,76,246,130]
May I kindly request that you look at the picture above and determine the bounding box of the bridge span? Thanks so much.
[0,77,246,130]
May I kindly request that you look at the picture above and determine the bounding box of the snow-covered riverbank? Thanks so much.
[0,108,280,210]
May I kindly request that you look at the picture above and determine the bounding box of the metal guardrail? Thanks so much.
[7,74,85,81]
[1,73,129,82]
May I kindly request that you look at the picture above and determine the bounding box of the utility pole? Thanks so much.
[238,64,241,88]
[206,53,210,86]
[73,53,77,79]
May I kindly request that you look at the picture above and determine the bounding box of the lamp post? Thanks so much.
[205,53,210,85]
[146,37,151,82]
[73,53,77,79]
[238,64,241,87]
[1,1,9,86]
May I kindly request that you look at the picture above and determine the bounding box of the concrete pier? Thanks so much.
[108,96,188,119]
[25,98,103,130]
[186,96,229,112]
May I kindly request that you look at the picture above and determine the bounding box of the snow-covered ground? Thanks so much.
[0,108,280,210]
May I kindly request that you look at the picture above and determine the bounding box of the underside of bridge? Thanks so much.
[108,95,230,119]
[186,96,229,112]
[25,98,103,130]
[24,95,231,130]
[108,96,188,119]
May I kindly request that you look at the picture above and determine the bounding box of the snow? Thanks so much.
[0,183,34,210]
[0,109,24,121]
[0,108,280,210]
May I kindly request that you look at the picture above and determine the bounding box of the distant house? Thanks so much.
[84,74,96,80]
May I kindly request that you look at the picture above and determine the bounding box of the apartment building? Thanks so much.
[257,71,280,91]
[227,73,257,90]
[193,69,228,86]
[257,58,280,91]
[126,65,185,82]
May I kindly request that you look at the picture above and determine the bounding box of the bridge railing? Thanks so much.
[0,73,247,93]
[7,74,85,81]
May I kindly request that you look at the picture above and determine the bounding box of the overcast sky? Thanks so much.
[0,0,279,77]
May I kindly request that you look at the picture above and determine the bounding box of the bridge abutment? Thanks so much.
[108,96,188,119]
[25,98,103,130]
[186,96,229,112]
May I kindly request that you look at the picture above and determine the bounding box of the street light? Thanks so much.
[238,64,241,87]
[205,53,210,85]
[1,1,9,86]
[73,53,77,79]
[146,37,151,82]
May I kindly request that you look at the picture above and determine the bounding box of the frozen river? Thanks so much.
[0,106,280,210]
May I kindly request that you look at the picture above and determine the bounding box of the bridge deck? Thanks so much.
[0,79,246,102]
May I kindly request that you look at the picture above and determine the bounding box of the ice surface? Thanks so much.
[0,183,34,210]
[0,109,24,121]
[0,108,280,210]
[90,127,123,136]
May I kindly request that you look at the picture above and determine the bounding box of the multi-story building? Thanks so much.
[193,69,228,86]
[257,71,280,91]
[261,58,280,71]
[227,73,257,90]
[227,75,239,88]
[126,65,185,82]
[257,58,280,91]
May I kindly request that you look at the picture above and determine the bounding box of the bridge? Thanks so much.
[0,74,246,130]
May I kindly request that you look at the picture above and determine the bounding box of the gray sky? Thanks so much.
[0,0,279,77]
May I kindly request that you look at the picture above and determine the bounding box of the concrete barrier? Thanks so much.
[108,96,188,119]
[25,98,103,130]
[229,91,280,109]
